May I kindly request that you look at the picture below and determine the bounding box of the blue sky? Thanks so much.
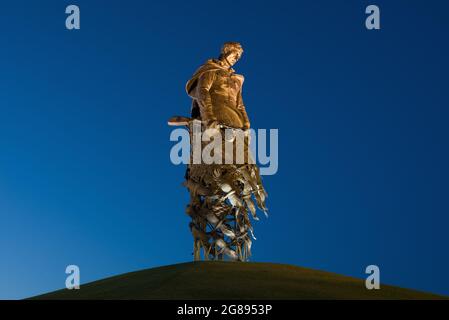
[0,0,448,299]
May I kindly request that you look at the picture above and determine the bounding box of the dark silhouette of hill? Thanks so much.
[30,261,446,300]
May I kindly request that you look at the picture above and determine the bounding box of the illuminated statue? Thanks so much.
[169,42,268,261]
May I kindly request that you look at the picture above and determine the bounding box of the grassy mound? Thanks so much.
[30,261,446,300]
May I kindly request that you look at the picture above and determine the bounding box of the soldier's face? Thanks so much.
[226,52,241,66]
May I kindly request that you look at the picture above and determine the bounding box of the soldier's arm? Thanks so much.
[237,89,250,129]
[197,71,217,123]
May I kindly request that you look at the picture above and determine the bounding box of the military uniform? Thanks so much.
[186,59,250,129]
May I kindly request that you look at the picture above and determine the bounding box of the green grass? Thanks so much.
[30,261,447,300]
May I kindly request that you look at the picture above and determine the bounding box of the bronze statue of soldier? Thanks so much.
[169,42,268,261]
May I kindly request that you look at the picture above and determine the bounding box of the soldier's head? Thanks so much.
[219,42,244,67]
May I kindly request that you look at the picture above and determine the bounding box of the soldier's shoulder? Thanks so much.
[233,73,245,84]
[203,58,222,68]
[194,59,223,75]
